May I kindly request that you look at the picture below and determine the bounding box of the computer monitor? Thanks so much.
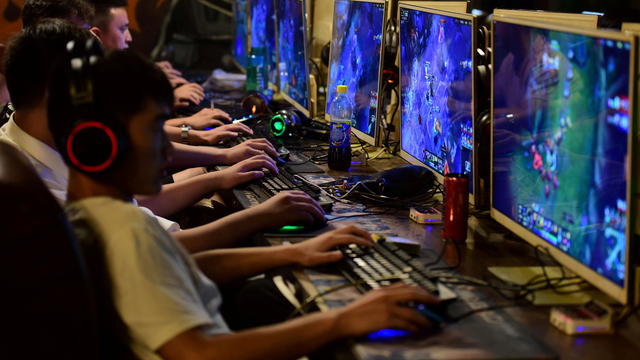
[325,0,386,145]
[276,0,311,117]
[491,16,637,304]
[398,5,476,200]
[248,0,278,90]
[233,0,249,72]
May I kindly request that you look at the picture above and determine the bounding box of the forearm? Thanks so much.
[165,125,182,143]
[220,312,342,360]
[135,171,222,217]
[165,117,187,127]
[193,244,298,284]
[169,142,229,168]
[173,206,273,253]
[160,311,344,360]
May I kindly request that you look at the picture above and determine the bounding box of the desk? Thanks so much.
[258,151,640,360]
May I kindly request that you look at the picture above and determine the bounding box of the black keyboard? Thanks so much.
[338,240,456,300]
[215,103,251,120]
[233,166,333,211]
[175,97,251,121]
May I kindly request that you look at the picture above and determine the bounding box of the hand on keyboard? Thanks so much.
[217,154,278,189]
[291,225,371,267]
[184,108,230,129]
[191,123,254,145]
[332,282,441,337]
[225,138,278,163]
[174,83,205,108]
[253,191,326,230]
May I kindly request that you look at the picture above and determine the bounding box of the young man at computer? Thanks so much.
[1,20,325,253]
[48,44,438,360]
[88,0,252,146]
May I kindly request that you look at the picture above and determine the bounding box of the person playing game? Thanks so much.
[48,42,440,360]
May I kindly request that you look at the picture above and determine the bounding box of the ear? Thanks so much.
[89,27,103,42]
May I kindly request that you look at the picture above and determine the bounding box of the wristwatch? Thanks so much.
[180,125,192,143]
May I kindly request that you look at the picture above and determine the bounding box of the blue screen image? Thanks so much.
[250,0,277,87]
[492,21,632,286]
[399,8,473,181]
[234,0,248,69]
[327,0,385,138]
[276,0,309,109]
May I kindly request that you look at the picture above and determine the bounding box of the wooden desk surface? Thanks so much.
[266,150,640,360]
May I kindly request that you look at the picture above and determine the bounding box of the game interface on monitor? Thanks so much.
[327,0,385,138]
[400,8,474,182]
[276,0,309,109]
[492,21,632,286]
[234,0,248,69]
[250,0,277,87]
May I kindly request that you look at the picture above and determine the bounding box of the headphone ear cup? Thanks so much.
[269,109,303,137]
[66,121,119,172]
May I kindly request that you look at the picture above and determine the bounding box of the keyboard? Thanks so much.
[175,97,251,121]
[233,166,333,211]
[338,240,457,301]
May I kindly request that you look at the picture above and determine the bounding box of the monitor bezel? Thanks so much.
[232,0,249,74]
[397,4,477,205]
[490,15,638,305]
[324,0,387,146]
[276,0,312,118]
[247,0,279,91]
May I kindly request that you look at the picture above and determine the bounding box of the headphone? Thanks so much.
[269,108,329,141]
[269,109,303,137]
[383,18,398,66]
[241,91,270,115]
[62,38,127,173]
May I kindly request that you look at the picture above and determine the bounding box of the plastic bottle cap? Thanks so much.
[337,85,348,93]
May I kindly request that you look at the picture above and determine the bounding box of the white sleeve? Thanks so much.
[107,223,213,351]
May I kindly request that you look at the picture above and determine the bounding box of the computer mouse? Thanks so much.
[275,157,287,166]
[275,216,329,234]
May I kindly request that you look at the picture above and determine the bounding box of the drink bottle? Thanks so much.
[328,85,353,171]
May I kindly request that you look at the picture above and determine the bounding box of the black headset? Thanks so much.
[269,108,303,137]
[61,38,127,173]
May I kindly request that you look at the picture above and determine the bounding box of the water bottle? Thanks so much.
[328,85,353,171]
[246,47,266,91]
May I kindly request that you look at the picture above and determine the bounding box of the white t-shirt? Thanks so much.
[66,197,230,360]
[0,115,180,232]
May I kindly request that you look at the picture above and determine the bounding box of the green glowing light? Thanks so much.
[270,115,286,136]
[280,225,305,231]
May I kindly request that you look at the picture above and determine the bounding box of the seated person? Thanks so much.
[1,19,323,253]
[88,0,251,146]
[50,47,438,360]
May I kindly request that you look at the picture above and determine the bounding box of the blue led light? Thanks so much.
[576,326,586,332]
[366,328,412,341]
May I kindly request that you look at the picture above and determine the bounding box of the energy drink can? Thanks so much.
[442,173,469,243]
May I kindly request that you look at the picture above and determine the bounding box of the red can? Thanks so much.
[442,173,469,243]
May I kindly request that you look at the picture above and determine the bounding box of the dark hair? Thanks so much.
[4,19,91,110]
[90,0,128,29]
[22,0,95,29]
[47,49,174,159]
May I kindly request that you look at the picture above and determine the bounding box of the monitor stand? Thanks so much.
[488,266,611,305]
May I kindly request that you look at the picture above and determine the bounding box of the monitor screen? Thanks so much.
[250,0,277,87]
[233,0,249,69]
[492,20,633,289]
[399,7,474,182]
[276,0,309,111]
[326,0,385,141]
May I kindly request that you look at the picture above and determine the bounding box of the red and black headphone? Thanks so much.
[61,38,127,173]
